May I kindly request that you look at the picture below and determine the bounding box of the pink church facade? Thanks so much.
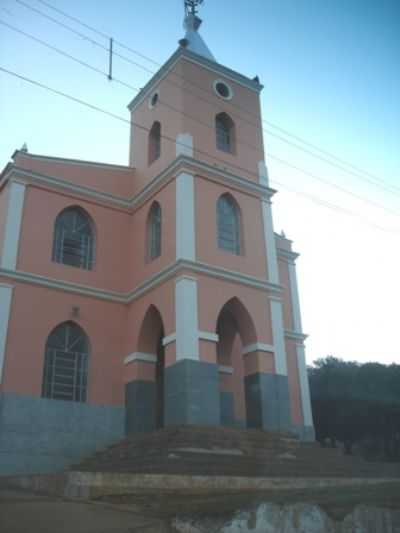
[0,11,314,474]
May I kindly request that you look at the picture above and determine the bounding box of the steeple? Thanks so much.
[180,0,215,62]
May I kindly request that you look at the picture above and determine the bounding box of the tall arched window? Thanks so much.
[42,321,89,402]
[215,112,235,154]
[147,201,161,260]
[148,121,161,165]
[217,194,241,255]
[53,207,94,270]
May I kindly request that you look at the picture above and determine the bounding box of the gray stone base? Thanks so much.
[245,373,292,432]
[125,381,156,434]
[220,391,235,427]
[164,359,220,426]
[0,393,124,476]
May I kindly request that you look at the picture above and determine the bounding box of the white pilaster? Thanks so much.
[0,181,26,270]
[176,133,193,158]
[175,276,199,360]
[0,284,13,383]
[288,261,303,332]
[296,343,314,428]
[176,172,195,261]
[261,200,279,284]
[270,298,288,376]
[258,160,269,186]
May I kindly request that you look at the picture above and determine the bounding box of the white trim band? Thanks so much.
[218,365,234,375]
[124,352,157,365]
[242,343,275,355]
[162,330,219,347]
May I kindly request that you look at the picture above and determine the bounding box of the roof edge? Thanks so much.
[127,47,263,112]
[11,150,133,172]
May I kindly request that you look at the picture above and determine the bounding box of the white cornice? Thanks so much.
[277,248,300,263]
[12,151,132,171]
[284,330,308,342]
[1,155,275,214]
[0,260,282,305]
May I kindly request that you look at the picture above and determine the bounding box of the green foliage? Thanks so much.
[308,357,400,459]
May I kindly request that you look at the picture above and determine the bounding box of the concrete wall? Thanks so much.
[0,393,124,475]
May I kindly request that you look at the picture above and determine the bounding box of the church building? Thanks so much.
[0,3,314,475]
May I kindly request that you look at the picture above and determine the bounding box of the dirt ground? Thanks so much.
[1,482,400,532]
[0,489,166,533]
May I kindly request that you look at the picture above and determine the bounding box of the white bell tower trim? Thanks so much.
[176,171,195,261]
[1,181,26,270]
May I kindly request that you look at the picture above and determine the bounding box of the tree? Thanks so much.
[308,357,400,460]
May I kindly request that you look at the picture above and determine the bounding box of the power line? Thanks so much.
[14,0,400,198]
[3,17,400,219]
[1,65,398,235]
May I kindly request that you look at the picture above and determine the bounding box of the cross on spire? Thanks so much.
[184,0,204,17]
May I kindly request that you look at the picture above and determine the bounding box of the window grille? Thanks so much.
[216,113,235,153]
[148,202,162,260]
[53,208,94,270]
[42,322,89,403]
[148,121,161,165]
[217,194,241,255]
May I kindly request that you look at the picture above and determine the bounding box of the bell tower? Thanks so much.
[125,1,314,440]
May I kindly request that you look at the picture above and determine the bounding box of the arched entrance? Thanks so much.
[216,298,257,428]
[126,305,165,433]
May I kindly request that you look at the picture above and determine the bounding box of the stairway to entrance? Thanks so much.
[71,425,400,479]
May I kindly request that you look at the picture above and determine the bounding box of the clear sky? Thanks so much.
[1,0,399,365]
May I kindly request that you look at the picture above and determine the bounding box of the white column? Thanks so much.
[176,133,193,158]
[0,284,13,383]
[261,200,279,284]
[288,260,303,332]
[175,276,199,360]
[270,297,288,376]
[0,181,26,270]
[288,259,314,431]
[296,343,314,428]
[176,171,195,261]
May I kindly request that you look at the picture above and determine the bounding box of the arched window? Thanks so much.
[215,112,235,153]
[147,201,161,260]
[42,322,89,402]
[52,207,94,270]
[217,194,241,255]
[148,121,161,165]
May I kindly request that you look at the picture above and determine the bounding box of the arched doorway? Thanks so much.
[216,298,257,428]
[126,305,165,433]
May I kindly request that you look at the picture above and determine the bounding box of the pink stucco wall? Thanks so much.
[0,278,126,405]
[195,178,268,280]
[13,152,135,198]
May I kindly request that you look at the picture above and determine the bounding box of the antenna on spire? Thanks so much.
[184,0,204,16]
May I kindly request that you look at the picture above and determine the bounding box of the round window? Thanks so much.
[148,92,159,109]
[213,80,233,100]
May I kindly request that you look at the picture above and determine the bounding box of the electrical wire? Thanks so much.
[14,0,400,197]
[3,17,400,218]
[1,65,398,235]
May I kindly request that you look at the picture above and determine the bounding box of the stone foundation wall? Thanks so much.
[0,393,124,475]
